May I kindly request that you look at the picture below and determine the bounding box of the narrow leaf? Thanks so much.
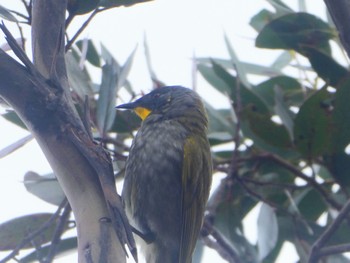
[19,237,77,263]
[0,134,33,159]
[257,203,278,261]
[96,60,119,135]
[0,214,65,251]
[117,45,137,89]
[66,51,94,99]
[24,172,65,206]
[274,86,294,140]
[0,5,18,22]
[224,34,251,88]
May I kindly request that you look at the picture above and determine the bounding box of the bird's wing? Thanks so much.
[179,135,212,263]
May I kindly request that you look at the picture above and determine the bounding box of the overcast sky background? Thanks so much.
[0,1,326,262]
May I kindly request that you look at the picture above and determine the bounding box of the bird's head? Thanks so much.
[116,86,207,128]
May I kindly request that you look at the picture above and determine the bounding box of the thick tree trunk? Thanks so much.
[0,1,133,262]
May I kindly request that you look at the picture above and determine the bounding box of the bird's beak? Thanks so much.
[115,102,137,109]
[116,102,152,121]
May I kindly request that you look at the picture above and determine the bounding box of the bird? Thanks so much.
[116,86,212,263]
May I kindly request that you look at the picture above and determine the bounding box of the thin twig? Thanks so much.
[308,199,350,262]
[65,7,114,51]
[44,201,71,263]
[65,9,99,51]
[0,199,68,263]
[201,218,241,263]
[256,153,342,210]
[318,243,350,258]
[230,65,242,180]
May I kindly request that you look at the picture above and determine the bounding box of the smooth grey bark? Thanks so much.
[0,1,135,262]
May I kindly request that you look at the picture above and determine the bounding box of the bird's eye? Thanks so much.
[153,93,161,98]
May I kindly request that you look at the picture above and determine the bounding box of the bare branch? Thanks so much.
[44,202,72,263]
[308,199,350,262]
[201,218,241,263]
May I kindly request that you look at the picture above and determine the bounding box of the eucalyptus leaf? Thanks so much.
[0,134,33,159]
[99,0,152,8]
[224,34,251,88]
[274,86,294,140]
[67,0,99,15]
[0,5,18,22]
[76,39,101,67]
[2,111,27,130]
[19,237,77,262]
[293,87,333,158]
[96,60,119,135]
[24,172,65,206]
[0,213,68,251]
[257,203,278,261]
[256,13,334,55]
[66,51,94,99]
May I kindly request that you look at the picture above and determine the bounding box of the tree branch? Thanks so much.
[0,199,68,263]
[0,1,133,262]
[308,198,350,262]
[44,202,72,263]
[256,153,342,210]
[324,0,350,58]
[201,218,241,263]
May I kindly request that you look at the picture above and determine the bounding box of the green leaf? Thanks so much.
[294,188,327,221]
[2,111,27,130]
[250,9,277,32]
[324,152,350,187]
[0,213,68,250]
[212,193,258,263]
[204,103,235,138]
[257,204,278,261]
[224,34,251,88]
[67,0,99,15]
[197,63,232,95]
[265,0,294,15]
[0,134,33,159]
[99,0,152,8]
[254,76,304,111]
[66,51,94,100]
[271,51,293,70]
[197,58,283,77]
[241,106,292,149]
[117,45,137,89]
[302,47,349,87]
[209,61,270,115]
[331,76,350,151]
[96,61,118,135]
[24,172,65,206]
[97,47,136,135]
[274,86,294,140]
[294,87,333,158]
[19,237,77,262]
[0,5,18,22]
[256,13,334,54]
[76,39,101,67]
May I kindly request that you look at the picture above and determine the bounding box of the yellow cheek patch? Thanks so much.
[134,107,152,120]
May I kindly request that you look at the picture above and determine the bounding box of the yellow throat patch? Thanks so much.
[134,107,151,120]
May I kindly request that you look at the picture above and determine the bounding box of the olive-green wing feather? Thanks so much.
[179,135,212,263]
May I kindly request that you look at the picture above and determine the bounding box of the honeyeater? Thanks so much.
[116,86,212,263]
